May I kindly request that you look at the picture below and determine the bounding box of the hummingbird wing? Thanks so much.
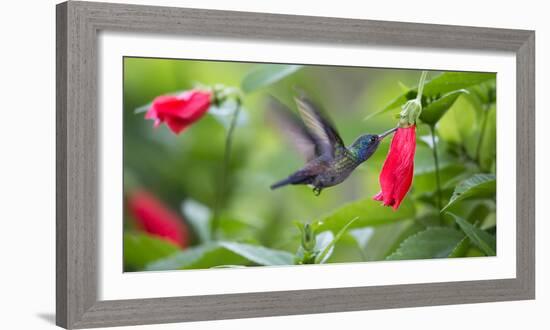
[294,94,345,159]
[267,96,319,161]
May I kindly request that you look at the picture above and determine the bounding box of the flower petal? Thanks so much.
[373,191,384,201]
[128,190,189,248]
[144,90,212,135]
[172,91,212,120]
[373,126,416,210]
[164,117,191,135]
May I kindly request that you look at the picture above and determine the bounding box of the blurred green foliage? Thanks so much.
[123,57,497,271]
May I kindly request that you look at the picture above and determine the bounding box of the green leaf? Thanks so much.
[349,227,374,250]
[314,198,415,233]
[314,231,334,255]
[218,241,294,265]
[397,81,411,93]
[124,232,180,271]
[181,199,212,243]
[146,243,244,271]
[146,241,294,271]
[447,213,496,256]
[386,227,464,260]
[481,212,497,230]
[419,89,467,125]
[382,221,426,258]
[369,72,495,119]
[241,64,302,93]
[465,80,496,110]
[448,237,471,258]
[216,218,257,241]
[441,174,496,212]
[315,217,358,264]
[421,72,494,97]
[134,102,151,114]
[467,202,492,224]
[210,265,248,269]
[466,247,486,257]
[354,220,422,261]
[478,106,497,171]
[436,97,478,150]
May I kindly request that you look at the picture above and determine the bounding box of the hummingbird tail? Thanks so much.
[270,178,294,190]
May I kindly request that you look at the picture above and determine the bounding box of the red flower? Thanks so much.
[145,89,212,134]
[128,190,189,248]
[373,126,416,210]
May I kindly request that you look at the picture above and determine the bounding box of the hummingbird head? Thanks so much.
[351,127,397,162]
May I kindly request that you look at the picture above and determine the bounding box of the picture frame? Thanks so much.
[56,1,535,328]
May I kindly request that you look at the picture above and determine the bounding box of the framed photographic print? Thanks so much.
[56,1,535,328]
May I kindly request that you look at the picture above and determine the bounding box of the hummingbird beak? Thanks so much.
[378,127,398,140]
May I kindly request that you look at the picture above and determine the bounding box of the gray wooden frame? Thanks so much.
[56,1,535,328]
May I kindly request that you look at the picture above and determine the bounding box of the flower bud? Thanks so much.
[399,98,422,127]
[300,223,316,252]
[145,89,212,134]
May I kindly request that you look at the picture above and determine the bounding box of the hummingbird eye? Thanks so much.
[370,136,377,143]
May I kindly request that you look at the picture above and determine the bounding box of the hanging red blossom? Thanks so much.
[128,190,189,248]
[145,89,212,134]
[373,125,416,210]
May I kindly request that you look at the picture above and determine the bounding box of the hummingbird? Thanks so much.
[269,93,397,196]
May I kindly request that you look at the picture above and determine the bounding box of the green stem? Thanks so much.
[212,100,241,237]
[414,71,443,216]
[416,71,429,103]
[400,70,428,126]
[430,125,443,215]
